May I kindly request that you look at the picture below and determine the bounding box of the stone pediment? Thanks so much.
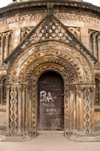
[4,12,97,64]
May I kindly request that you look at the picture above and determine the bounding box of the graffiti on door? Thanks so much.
[40,91,56,115]
[40,91,55,102]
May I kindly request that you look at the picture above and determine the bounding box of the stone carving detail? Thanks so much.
[32,79,36,135]
[7,41,94,84]
[21,26,80,42]
[21,15,77,48]
[25,60,75,83]
[20,26,33,41]
[94,112,100,124]
[16,14,95,70]
[55,13,100,26]
[1,78,6,105]
[84,88,91,135]
[67,27,80,40]
[0,30,13,64]
[0,13,46,26]
[6,14,95,84]
[89,29,100,60]
[10,86,18,135]
[95,78,100,105]
[1,12,100,27]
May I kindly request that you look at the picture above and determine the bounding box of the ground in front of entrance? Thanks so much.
[0,135,100,151]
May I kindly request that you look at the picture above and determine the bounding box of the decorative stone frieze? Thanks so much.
[55,13,100,26]
[0,14,46,27]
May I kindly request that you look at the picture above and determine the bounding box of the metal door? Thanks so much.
[38,71,64,130]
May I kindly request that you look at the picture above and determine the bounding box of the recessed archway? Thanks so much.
[37,71,64,131]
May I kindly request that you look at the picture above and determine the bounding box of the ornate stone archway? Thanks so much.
[5,41,95,140]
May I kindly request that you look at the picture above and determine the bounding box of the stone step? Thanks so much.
[37,130,64,136]
[0,130,6,135]
[1,136,25,142]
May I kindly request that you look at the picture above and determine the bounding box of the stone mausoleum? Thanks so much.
[0,0,100,141]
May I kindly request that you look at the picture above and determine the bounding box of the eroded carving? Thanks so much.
[0,13,46,26]
[55,13,100,26]
[7,42,94,84]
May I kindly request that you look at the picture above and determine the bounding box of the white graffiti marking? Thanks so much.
[40,91,54,102]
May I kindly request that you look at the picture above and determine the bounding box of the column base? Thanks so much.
[1,135,32,142]
[69,135,100,142]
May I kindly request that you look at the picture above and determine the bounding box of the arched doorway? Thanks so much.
[37,71,64,131]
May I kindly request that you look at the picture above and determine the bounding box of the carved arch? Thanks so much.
[7,42,94,84]
[26,63,72,135]
[3,36,6,60]
[8,33,12,55]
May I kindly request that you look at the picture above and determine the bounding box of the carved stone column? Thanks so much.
[90,85,95,133]
[83,85,95,136]
[97,35,100,62]
[5,34,8,58]
[92,35,96,57]
[1,83,3,105]
[64,82,69,137]
[69,91,74,135]
[99,83,100,105]
[76,86,80,131]
[76,85,84,133]
[69,86,76,135]
[28,84,32,135]
[25,84,29,134]
[9,85,18,135]
[22,84,26,134]
[79,86,84,131]
[6,85,10,134]
[17,85,22,135]
[1,36,3,65]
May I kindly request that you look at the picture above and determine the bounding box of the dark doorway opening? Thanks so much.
[38,71,64,131]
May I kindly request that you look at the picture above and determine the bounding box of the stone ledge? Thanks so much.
[0,130,6,135]
[0,105,6,112]
[1,136,25,142]
[0,0,100,16]
[1,135,32,142]
[94,130,100,136]
[0,124,6,131]
[69,135,100,142]
[94,106,100,112]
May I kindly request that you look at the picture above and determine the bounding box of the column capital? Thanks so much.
[17,84,22,91]
[11,85,16,91]
[6,85,10,90]
[97,35,100,41]
[76,84,95,91]
[90,85,95,91]
[25,84,30,91]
